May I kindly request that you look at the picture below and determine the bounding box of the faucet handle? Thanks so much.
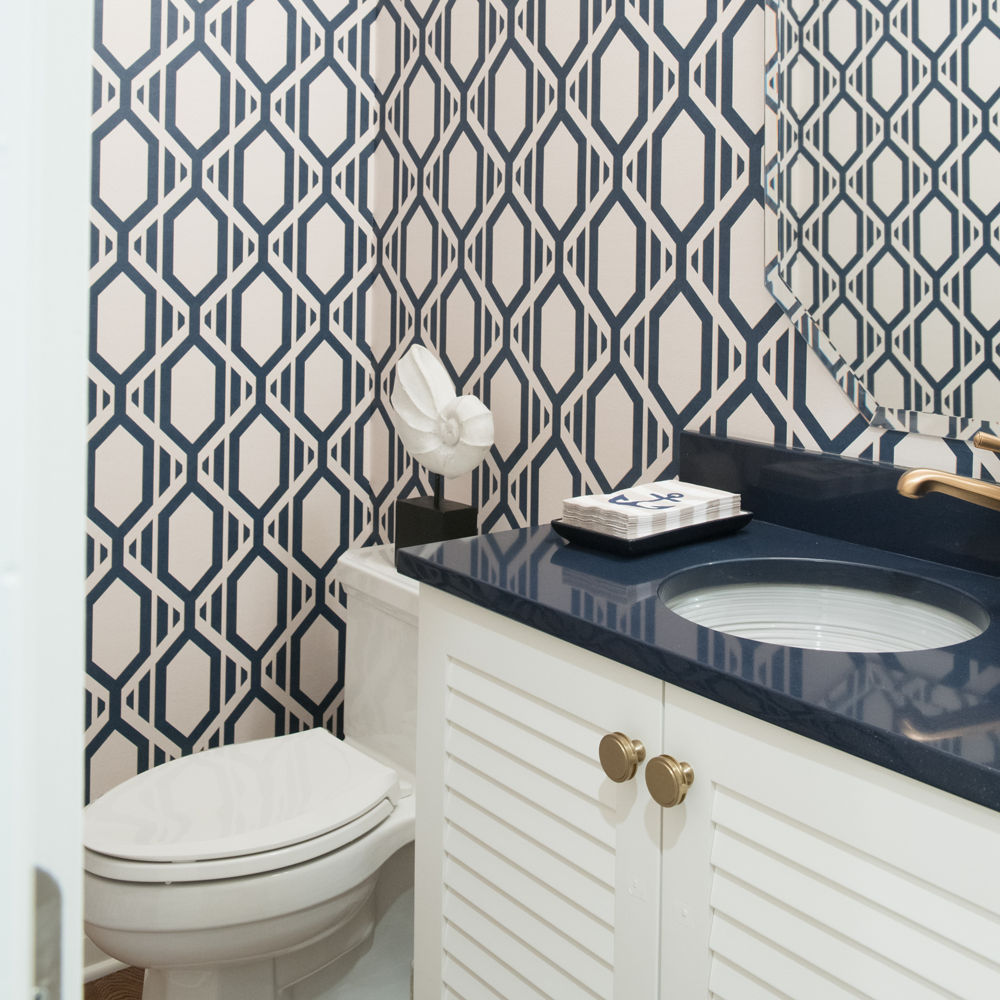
[973,431,1000,454]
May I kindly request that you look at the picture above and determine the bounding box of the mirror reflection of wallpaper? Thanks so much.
[765,0,1000,435]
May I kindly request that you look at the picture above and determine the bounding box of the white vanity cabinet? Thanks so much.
[413,588,1000,999]
[657,688,1000,999]
[412,588,664,999]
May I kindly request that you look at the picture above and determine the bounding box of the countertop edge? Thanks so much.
[397,546,1000,815]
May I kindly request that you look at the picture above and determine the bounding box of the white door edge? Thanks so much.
[0,0,93,995]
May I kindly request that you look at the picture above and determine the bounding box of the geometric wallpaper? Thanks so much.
[765,0,1000,435]
[86,0,381,800]
[86,0,999,800]
[372,0,911,540]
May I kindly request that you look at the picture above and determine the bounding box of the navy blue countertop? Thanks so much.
[397,517,1000,813]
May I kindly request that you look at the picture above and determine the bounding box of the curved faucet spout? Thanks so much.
[897,468,1000,513]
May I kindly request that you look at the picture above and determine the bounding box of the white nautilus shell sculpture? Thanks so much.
[389,345,494,478]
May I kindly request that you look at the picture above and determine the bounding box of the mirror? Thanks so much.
[764,0,1000,438]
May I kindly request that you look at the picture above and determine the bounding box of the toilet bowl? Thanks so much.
[83,544,419,1000]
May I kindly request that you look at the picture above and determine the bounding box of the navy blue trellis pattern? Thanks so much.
[87,0,997,798]
[372,0,895,545]
[86,0,383,800]
[767,0,1000,435]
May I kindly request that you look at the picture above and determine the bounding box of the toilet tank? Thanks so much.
[335,544,419,782]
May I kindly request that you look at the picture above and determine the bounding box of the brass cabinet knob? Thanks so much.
[599,732,646,782]
[645,754,695,807]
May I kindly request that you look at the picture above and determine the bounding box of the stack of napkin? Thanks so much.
[561,480,742,540]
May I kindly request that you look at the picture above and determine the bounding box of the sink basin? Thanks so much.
[658,559,989,652]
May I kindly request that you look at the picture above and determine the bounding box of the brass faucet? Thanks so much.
[896,432,1000,513]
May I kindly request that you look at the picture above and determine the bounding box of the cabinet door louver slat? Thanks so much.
[712,865,957,999]
[446,686,603,799]
[443,924,548,1000]
[707,787,1000,999]
[709,913,863,1000]
[712,826,1000,996]
[710,954,800,1000]
[445,789,616,925]
[447,658,606,760]
[444,868,609,1000]
[444,754,616,884]
[445,820,614,961]
[446,692,613,830]
[443,933,524,1000]
[712,788,1000,968]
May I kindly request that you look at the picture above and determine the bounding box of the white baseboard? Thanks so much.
[83,935,126,983]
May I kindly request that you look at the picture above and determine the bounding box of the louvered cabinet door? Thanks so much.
[413,590,664,1000]
[657,683,1000,1000]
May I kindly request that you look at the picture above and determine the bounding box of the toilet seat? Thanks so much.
[84,729,399,883]
[84,796,416,971]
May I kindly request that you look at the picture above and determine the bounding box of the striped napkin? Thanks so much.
[561,480,742,540]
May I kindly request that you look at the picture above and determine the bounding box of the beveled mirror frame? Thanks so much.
[763,0,999,439]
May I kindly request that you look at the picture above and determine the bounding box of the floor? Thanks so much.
[83,967,144,1000]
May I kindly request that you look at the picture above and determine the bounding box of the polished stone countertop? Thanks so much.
[397,519,1000,813]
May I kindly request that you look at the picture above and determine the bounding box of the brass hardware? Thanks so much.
[973,431,1000,454]
[897,432,1000,513]
[896,468,1000,513]
[645,754,695,807]
[599,732,646,782]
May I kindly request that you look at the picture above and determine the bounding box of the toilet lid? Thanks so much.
[84,729,399,863]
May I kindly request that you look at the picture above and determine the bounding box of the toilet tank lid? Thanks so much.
[335,543,419,618]
[84,730,399,863]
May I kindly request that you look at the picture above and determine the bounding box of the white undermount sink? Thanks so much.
[658,558,989,653]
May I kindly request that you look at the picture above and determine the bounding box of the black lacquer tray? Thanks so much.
[550,511,753,557]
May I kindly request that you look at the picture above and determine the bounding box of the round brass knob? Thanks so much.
[599,732,646,782]
[645,754,695,807]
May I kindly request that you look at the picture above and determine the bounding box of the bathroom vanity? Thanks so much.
[399,436,1000,1000]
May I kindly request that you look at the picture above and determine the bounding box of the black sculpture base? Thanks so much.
[395,496,478,567]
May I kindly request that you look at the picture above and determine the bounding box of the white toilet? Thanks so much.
[83,544,419,1000]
